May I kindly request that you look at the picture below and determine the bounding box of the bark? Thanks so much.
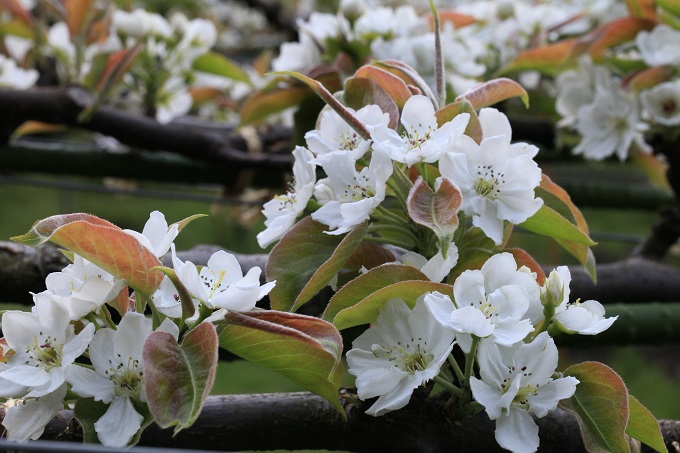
[1,391,678,452]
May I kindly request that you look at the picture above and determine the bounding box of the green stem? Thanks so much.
[434,374,467,399]
[448,353,465,384]
[364,235,414,250]
[375,205,408,225]
[99,306,117,330]
[463,336,480,387]
[367,223,422,248]
[135,292,146,314]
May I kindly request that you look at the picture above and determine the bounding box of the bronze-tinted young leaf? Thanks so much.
[220,309,344,413]
[626,395,666,453]
[343,242,396,271]
[274,70,370,140]
[11,213,163,295]
[333,280,453,330]
[455,78,529,110]
[498,39,579,76]
[430,11,477,29]
[96,44,142,92]
[355,65,413,109]
[560,361,630,453]
[143,322,218,435]
[322,263,428,322]
[344,77,399,129]
[630,146,670,190]
[407,176,461,257]
[240,85,311,125]
[65,0,94,37]
[581,17,656,60]
[435,99,482,143]
[373,60,438,107]
[625,66,673,92]
[0,0,33,25]
[624,0,658,20]
[266,217,368,312]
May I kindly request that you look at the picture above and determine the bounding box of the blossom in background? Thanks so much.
[371,95,470,167]
[346,297,456,416]
[400,242,459,283]
[0,54,38,89]
[555,56,610,127]
[470,332,579,453]
[124,210,179,258]
[424,253,537,352]
[440,108,543,245]
[640,80,680,127]
[65,314,177,447]
[573,79,651,161]
[271,34,321,72]
[541,266,617,335]
[1,384,67,442]
[172,246,275,311]
[0,298,94,398]
[39,254,125,320]
[311,148,392,235]
[257,146,317,248]
[305,105,390,160]
[636,24,680,67]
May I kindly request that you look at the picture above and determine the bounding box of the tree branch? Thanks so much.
[1,391,677,452]
[0,87,292,170]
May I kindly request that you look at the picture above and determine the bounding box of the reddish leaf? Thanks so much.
[96,44,142,92]
[355,65,413,108]
[344,242,396,271]
[11,213,163,295]
[455,78,530,109]
[630,146,670,190]
[373,60,439,106]
[220,310,344,413]
[66,0,94,37]
[240,85,311,125]
[625,66,673,91]
[580,18,656,60]
[436,99,482,143]
[560,362,630,453]
[407,176,461,257]
[0,0,33,25]
[144,322,218,434]
[499,39,579,75]
[344,77,399,129]
[625,0,658,20]
[430,11,477,29]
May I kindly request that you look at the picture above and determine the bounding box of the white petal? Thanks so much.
[61,322,95,364]
[65,365,116,403]
[495,409,540,453]
[2,311,40,352]
[95,396,144,447]
[1,365,50,388]
[365,374,420,416]
[529,376,579,418]
[114,313,152,362]
[89,329,115,374]
[2,384,67,441]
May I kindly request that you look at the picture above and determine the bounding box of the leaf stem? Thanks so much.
[463,336,480,387]
[435,374,467,399]
[448,353,465,384]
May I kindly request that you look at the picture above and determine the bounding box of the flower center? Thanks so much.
[26,334,62,370]
[106,355,144,396]
[200,268,228,301]
[274,193,296,210]
[662,99,678,116]
[473,165,504,200]
[340,174,373,202]
[404,124,434,150]
[336,131,360,150]
[381,338,434,373]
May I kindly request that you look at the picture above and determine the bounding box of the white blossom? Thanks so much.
[400,242,459,283]
[470,332,579,453]
[0,54,38,89]
[1,384,67,441]
[636,24,680,67]
[346,297,456,416]
[124,210,179,258]
[640,80,680,126]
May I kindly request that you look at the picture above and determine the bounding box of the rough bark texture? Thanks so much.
[1,392,678,452]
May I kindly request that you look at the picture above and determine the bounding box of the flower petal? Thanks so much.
[95,396,144,447]
[495,409,540,453]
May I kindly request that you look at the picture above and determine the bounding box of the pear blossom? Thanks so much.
[346,297,456,416]
[1,384,67,442]
[555,56,610,127]
[573,79,651,161]
[400,242,459,283]
[39,254,125,320]
[124,210,179,258]
[0,54,38,89]
[272,34,321,72]
[0,298,94,398]
[371,95,470,167]
[65,314,177,447]
[257,146,317,248]
[636,25,680,67]
[305,105,390,160]
[112,9,172,39]
[150,275,183,318]
[640,80,680,126]
[172,246,275,311]
[440,108,543,245]
[311,148,393,235]
[424,253,537,352]
[540,267,617,335]
[470,332,579,453]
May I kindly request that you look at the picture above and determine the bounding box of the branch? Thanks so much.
[1,392,677,452]
[0,87,292,170]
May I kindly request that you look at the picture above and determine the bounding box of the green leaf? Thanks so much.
[73,398,109,444]
[323,263,428,322]
[240,85,311,125]
[407,176,461,257]
[143,322,218,435]
[193,51,251,83]
[333,280,453,330]
[219,309,344,413]
[560,361,630,453]
[11,213,163,295]
[520,205,596,246]
[266,217,368,312]
[626,395,666,453]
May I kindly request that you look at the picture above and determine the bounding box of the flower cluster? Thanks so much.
[0,211,274,446]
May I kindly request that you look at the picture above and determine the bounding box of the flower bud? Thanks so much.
[540,268,564,309]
